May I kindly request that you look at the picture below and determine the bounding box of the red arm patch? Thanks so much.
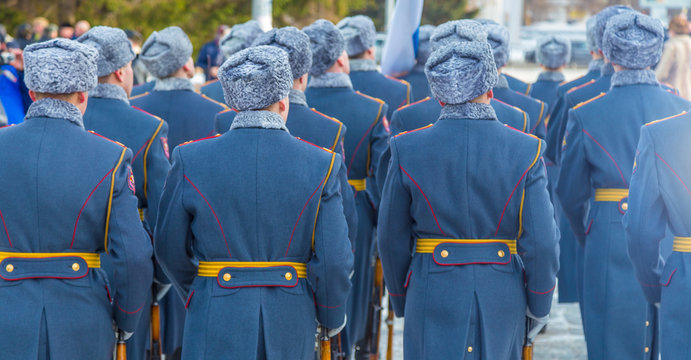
[126,165,136,194]
[160,137,170,160]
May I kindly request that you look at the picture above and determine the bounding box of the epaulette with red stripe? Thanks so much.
[397,97,431,111]
[355,91,385,104]
[202,79,218,87]
[385,75,411,88]
[646,111,688,127]
[200,94,229,110]
[178,134,222,147]
[129,92,150,100]
[309,108,342,125]
[393,123,433,138]
[297,137,334,153]
[504,124,539,139]
[217,108,239,115]
[131,105,164,122]
[0,124,15,129]
[572,92,606,110]
[566,79,596,94]
[88,130,127,148]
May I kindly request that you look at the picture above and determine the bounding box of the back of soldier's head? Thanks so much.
[252,26,312,80]
[337,15,376,58]
[220,20,264,59]
[430,20,487,53]
[139,26,193,79]
[536,35,571,70]
[603,12,664,70]
[303,19,345,77]
[593,5,635,52]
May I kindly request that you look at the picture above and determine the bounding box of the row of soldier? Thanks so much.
[0,5,689,360]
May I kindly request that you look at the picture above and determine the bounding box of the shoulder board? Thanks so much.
[572,92,606,110]
[646,111,687,127]
[129,92,150,100]
[561,75,585,88]
[0,124,14,129]
[202,79,218,87]
[524,83,532,95]
[88,130,126,148]
[310,108,342,125]
[178,134,222,147]
[493,98,525,113]
[200,94,229,109]
[355,91,385,105]
[297,137,334,153]
[504,124,539,139]
[131,105,163,122]
[217,108,235,115]
[393,123,433,138]
[566,79,595,94]
[384,75,410,87]
[397,97,431,111]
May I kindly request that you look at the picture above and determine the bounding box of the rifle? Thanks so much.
[330,333,346,360]
[385,297,394,360]
[522,317,534,360]
[318,326,331,360]
[359,256,385,359]
[150,284,163,360]
[116,330,127,360]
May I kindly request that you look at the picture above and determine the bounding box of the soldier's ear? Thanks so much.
[28,90,37,102]
[488,89,494,99]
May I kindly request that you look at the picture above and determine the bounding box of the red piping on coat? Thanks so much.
[184,175,231,258]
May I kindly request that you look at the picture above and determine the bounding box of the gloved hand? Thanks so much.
[327,315,347,338]
[121,331,134,341]
[155,283,172,301]
[526,308,549,343]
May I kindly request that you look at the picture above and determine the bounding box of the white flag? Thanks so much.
[381,0,424,76]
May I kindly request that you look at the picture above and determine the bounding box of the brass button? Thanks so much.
[467,346,473,353]
[645,347,649,353]
[223,273,231,281]
[5,264,13,273]
[440,250,449,258]
[645,321,650,327]
[622,202,628,211]
[498,250,505,258]
[71,263,80,272]
[285,272,293,281]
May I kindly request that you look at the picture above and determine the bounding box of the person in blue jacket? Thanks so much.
[303,19,389,356]
[624,111,691,360]
[530,35,571,112]
[155,45,353,359]
[78,26,171,360]
[399,24,435,102]
[0,38,153,359]
[556,13,691,360]
[378,40,559,359]
[0,41,27,124]
[476,19,548,139]
[546,5,635,166]
[338,15,411,121]
[129,26,227,359]
[200,20,264,104]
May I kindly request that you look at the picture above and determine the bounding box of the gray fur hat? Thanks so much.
[476,19,510,68]
[252,26,312,80]
[417,24,436,65]
[430,20,487,52]
[220,20,264,58]
[594,5,635,51]
[140,26,193,79]
[77,26,135,77]
[218,45,292,111]
[337,15,376,57]
[586,17,598,52]
[24,38,98,94]
[536,35,571,69]
[303,19,345,76]
[425,41,497,105]
[603,12,664,70]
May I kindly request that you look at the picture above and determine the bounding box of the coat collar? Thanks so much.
[588,58,605,74]
[349,59,378,72]
[610,69,658,88]
[289,89,308,107]
[230,110,289,132]
[89,83,129,104]
[153,77,195,92]
[600,62,615,77]
[307,72,353,89]
[438,102,497,121]
[26,98,84,128]
[537,71,565,83]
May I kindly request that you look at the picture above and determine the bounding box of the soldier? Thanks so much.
[303,19,389,356]
[130,26,227,359]
[556,13,691,359]
[529,35,571,111]
[155,45,353,359]
[477,19,548,139]
[545,5,635,167]
[399,24,435,102]
[78,26,171,360]
[337,15,411,121]
[378,41,559,359]
[624,111,691,360]
[201,20,264,104]
[0,38,153,359]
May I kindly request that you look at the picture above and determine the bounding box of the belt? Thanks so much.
[416,238,517,255]
[594,188,629,202]
[673,237,691,253]
[138,208,145,221]
[198,261,307,278]
[0,251,101,270]
[348,178,366,191]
